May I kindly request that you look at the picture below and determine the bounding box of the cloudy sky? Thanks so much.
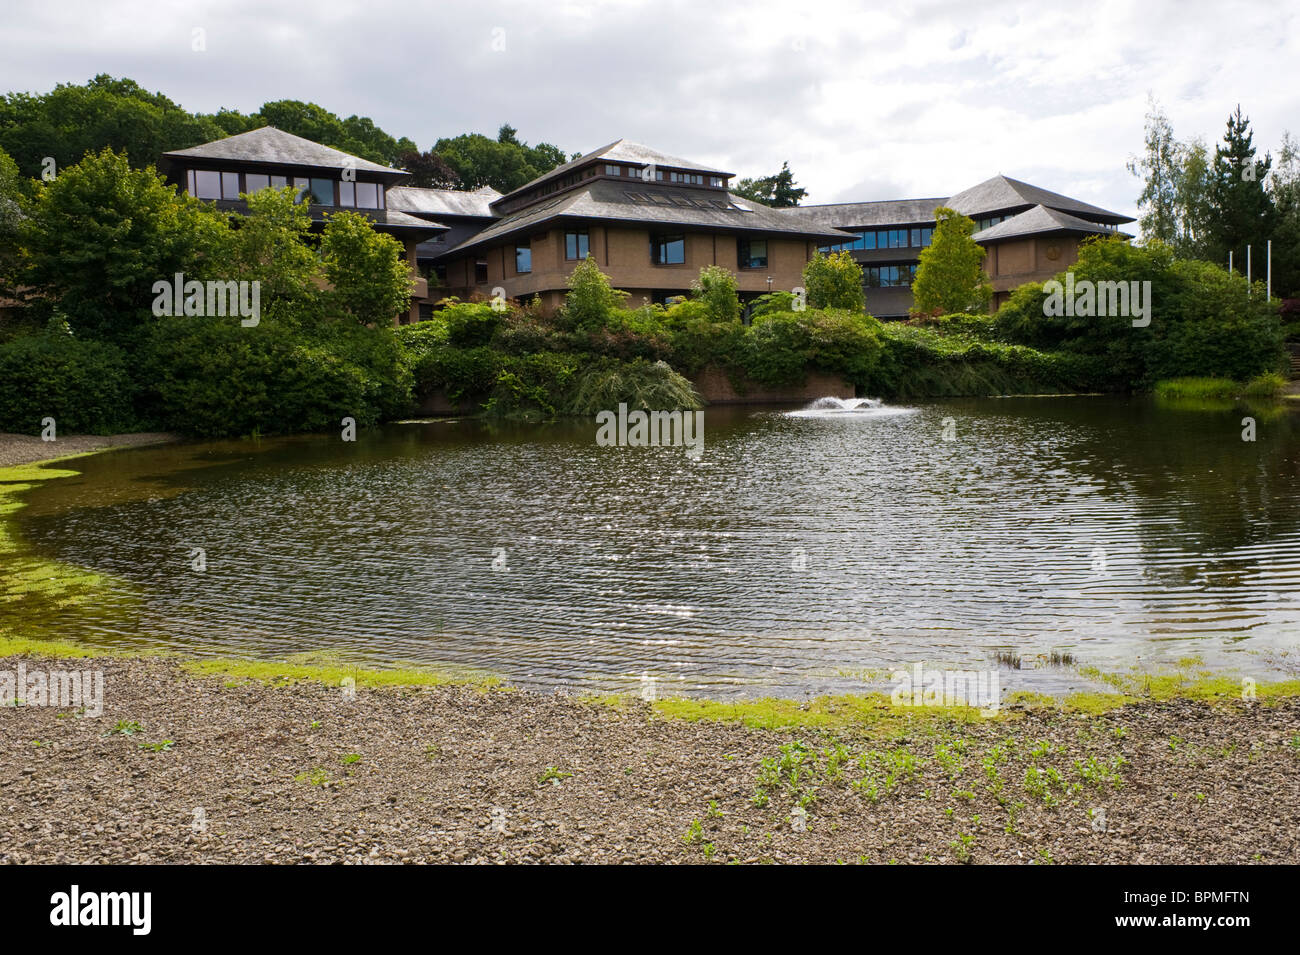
[3,0,1297,220]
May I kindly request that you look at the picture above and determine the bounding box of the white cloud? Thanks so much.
[1,0,1297,220]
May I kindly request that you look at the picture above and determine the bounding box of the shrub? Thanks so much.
[802,251,866,312]
[742,309,882,387]
[691,265,741,324]
[438,301,503,348]
[562,256,628,332]
[566,358,703,415]
[321,210,415,325]
[0,328,136,434]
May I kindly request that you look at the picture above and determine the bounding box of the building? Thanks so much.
[420,140,853,310]
[785,175,1133,316]
[162,128,1134,322]
[160,126,446,323]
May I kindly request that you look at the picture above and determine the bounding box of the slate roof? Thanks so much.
[947,175,1131,223]
[445,180,852,255]
[970,204,1124,242]
[497,139,734,203]
[387,184,501,219]
[774,197,949,230]
[162,126,403,178]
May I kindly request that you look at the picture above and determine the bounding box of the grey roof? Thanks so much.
[774,197,949,230]
[445,180,851,256]
[970,204,1123,242]
[163,126,403,177]
[497,139,734,203]
[947,175,1131,223]
[386,184,501,219]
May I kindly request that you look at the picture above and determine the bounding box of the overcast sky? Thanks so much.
[3,0,1297,219]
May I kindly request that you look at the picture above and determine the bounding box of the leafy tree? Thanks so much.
[222,187,320,306]
[257,100,417,166]
[0,145,23,297]
[802,251,866,312]
[433,126,569,192]
[1126,96,1180,244]
[733,161,807,207]
[1266,131,1300,298]
[398,149,461,188]
[321,211,415,325]
[1172,137,1214,258]
[563,257,628,331]
[690,265,741,323]
[1207,105,1275,267]
[19,148,226,342]
[911,207,992,314]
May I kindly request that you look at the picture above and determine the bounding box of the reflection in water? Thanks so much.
[9,396,1300,698]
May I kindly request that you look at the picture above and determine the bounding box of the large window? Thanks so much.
[821,226,934,254]
[339,180,355,206]
[515,243,532,274]
[192,170,222,199]
[354,181,380,209]
[651,233,685,265]
[309,178,335,206]
[565,230,589,260]
[864,264,916,288]
[245,173,270,193]
[738,238,767,269]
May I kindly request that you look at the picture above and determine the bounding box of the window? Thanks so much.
[709,176,724,187]
[354,181,379,209]
[738,238,767,269]
[293,177,310,203]
[245,173,270,193]
[270,175,288,190]
[862,231,876,249]
[310,178,335,205]
[864,265,916,288]
[474,259,488,284]
[565,230,589,260]
[192,170,222,199]
[605,164,621,176]
[651,233,685,265]
[515,243,532,274]
[920,227,933,246]
[339,180,355,206]
[221,172,241,199]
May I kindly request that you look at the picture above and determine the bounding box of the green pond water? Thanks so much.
[5,395,1300,698]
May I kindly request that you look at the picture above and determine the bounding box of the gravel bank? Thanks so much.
[1,654,1297,864]
[0,432,178,469]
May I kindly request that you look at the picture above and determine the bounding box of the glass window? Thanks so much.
[293,177,310,203]
[515,243,532,274]
[738,239,767,269]
[339,180,355,206]
[193,170,222,199]
[565,230,589,260]
[355,181,379,209]
[910,228,921,247]
[921,227,933,246]
[605,164,621,176]
[245,173,270,194]
[474,260,488,284]
[310,178,335,206]
[221,172,241,199]
[651,234,685,265]
[270,175,288,190]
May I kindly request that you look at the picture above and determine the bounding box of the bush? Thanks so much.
[802,251,866,312]
[439,301,503,348]
[742,309,882,387]
[691,265,741,324]
[0,328,137,434]
[566,358,702,415]
[562,256,628,332]
[140,312,411,437]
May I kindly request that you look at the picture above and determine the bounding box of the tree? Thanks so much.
[223,186,321,306]
[1266,131,1300,298]
[733,161,807,207]
[1207,105,1275,267]
[1126,95,1180,244]
[690,265,741,323]
[398,149,461,189]
[19,148,226,342]
[1172,137,1214,258]
[911,207,992,315]
[0,145,23,296]
[434,127,569,192]
[321,211,415,325]
[802,251,866,312]
[563,257,628,331]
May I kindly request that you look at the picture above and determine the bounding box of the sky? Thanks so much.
[2,0,1298,220]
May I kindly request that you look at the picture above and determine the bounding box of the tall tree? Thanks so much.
[1267,130,1300,297]
[733,161,807,207]
[911,207,992,315]
[1126,95,1180,244]
[1207,105,1275,268]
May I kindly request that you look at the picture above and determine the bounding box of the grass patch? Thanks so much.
[651,693,1000,735]
[1153,377,1238,401]
[179,655,498,690]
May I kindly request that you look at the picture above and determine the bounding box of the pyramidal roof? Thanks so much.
[970,204,1124,242]
[947,174,1130,223]
[162,126,402,177]
[499,139,733,202]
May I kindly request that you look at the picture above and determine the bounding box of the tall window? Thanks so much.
[565,230,589,260]
[192,170,222,199]
[245,173,270,193]
[515,243,532,274]
[309,178,335,206]
[651,233,685,265]
[738,238,767,269]
[339,180,355,206]
[355,181,380,209]
[221,172,241,199]
[474,259,488,284]
[605,164,621,176]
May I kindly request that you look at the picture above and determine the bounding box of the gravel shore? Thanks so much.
[1,654,1297,864]
[0,432,178,469]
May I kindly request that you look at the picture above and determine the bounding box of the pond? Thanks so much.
[8,395,1300,698]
